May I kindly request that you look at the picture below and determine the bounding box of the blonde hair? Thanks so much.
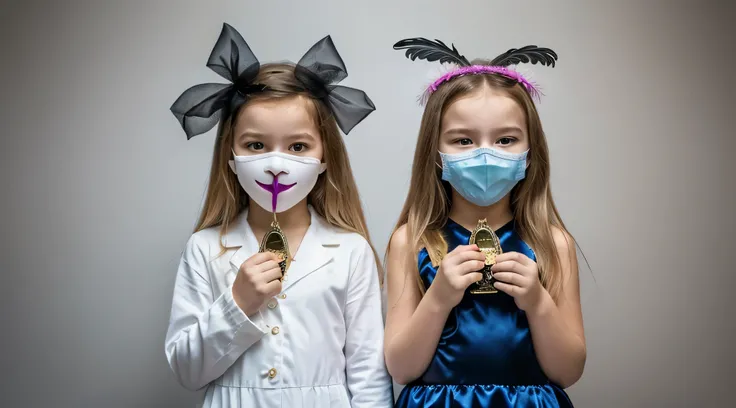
[194,63,382,283]
[389,66,571,300]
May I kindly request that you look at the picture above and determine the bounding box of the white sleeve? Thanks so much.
[344,240,394,407]
[164,236,267,390]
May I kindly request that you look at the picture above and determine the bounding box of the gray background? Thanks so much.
[1,0,734,407]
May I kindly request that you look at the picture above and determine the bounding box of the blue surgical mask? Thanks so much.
[439,147,528,207]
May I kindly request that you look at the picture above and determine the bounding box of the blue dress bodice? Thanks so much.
[395,219,573,408]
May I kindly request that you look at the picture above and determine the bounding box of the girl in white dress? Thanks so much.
[165,23,393,408]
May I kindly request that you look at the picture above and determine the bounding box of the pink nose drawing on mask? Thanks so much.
[256,176,296,212]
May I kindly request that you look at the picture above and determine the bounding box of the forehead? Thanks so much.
[441,88,526,131]
[235,96,318,135]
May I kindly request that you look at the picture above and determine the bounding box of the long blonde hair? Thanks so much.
[389,68,571,299]
[194,63,382,283]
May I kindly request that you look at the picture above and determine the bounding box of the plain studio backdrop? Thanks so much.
[1,0,734,407]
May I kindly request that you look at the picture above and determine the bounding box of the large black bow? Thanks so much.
[171,23,375,139]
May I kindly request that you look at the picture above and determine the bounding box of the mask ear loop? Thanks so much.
[228,149,238,173]
[224,148,240,204]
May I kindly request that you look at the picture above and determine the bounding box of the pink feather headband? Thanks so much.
[393,38,557,105]
[423,65,541,104]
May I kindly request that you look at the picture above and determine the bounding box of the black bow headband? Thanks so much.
[171,23,375,139]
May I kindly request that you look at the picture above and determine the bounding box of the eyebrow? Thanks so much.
[284,132,317,141]
[494,126,524,134]
[441,127,478,137]
[441,126,524,136]
[237,131,317,141]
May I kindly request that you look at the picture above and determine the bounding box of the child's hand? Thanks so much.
[492,252,546,312]
[232,252,283,316]
[430,245,485,310]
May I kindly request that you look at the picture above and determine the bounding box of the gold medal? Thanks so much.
[258,213,291,280]
[468,218,502,294]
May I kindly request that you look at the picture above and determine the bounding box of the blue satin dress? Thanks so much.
[395,219,573,408]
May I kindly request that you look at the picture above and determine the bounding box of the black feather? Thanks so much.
[393,37,471,66]
[490,45,558,67]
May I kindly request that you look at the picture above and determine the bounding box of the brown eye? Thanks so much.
[497,137,514,146]
[247,142,264,150]
[290,143,307,152]
[458,138,473,146]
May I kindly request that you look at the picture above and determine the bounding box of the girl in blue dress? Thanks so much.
[384,38,586,407]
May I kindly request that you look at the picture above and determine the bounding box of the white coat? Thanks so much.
[165,207,393,407]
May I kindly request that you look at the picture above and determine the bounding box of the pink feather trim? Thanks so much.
[421,65,542,104]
